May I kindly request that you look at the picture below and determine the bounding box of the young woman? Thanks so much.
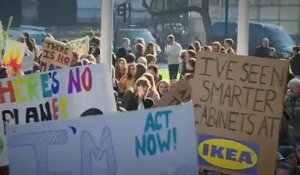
[147,64,162,85]
[144,42,157,57]
[124,77,154,111]
[120,63,136,92]
[135,43,145,59]
[143,73,160,102]
[115,58,127,81]
[134,63,147,82]
[157,80,170,97]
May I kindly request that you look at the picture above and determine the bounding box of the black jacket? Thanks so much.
[290,54,300,76]
[254,46,271,58]
[124,95,154,111]
[117,47,131,59]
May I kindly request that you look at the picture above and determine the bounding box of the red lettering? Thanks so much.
[81,67,92,91]
[0,80,16,103]
[52,98,59,120]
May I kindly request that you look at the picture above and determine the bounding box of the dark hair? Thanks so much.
[279,146,295,159]
[136,43,145,53]
[292,46,300,53]
[225,38,234,46]
[126,53,136,63]
[188,50,196,58]
[135,63,146,81]
[127,63,136,79]
[188,45,195,51]
[147,64,158,74]
[181,50,187,60]
[144,42,157,56]
[115,58,127,80]
[80,108,103,117]
[91,37,100,46]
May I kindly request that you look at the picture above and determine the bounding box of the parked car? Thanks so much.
[209,22,294,58]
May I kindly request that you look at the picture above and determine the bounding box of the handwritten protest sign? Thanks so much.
[0,64,116,165]
[191,52,288,175]
[154,79,191,107]
[41,38,73,71]
[3,40,25,69]
[7,104,197,175]
[66,36,89,56]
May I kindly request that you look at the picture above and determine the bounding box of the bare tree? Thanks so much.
[142,0,212,42]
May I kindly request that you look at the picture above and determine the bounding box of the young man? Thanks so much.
[117,37,132,59]
[165,34,182,81]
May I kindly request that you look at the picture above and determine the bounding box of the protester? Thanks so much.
[29,38,41,62]
[90,36,101,58]
[134,63,147,81]
[224,38,235,54]
[181,50,196,78]
[180,50,188,79]
[254,38,271,58]
[23,32,34,52]
[124,77,154,111]
[157,80,170,97]
[188,44,196,51]
[145,54,157,66]
[290,47,300,77]
[144,42,157,57]
[285,78,300,119]
[120,63,136,92]
[115,58,127,81]
[165,34,182,81]
[147,64,162,84]
[136,56,147,67]
[185,58,196,75]
[270,47,279,59]
[193,40,202,53]
[211,41,221,52]
[220,47,228,54]
[126,52,136,63]
[135,43,145,59]
[117,37,131,59]
[203,45,213,52]
[135,37,145,46]
[143,73,160,102]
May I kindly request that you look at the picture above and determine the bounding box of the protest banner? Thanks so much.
[0,63,117,165]
[66,36,89,56]
[154,79,191,108]
[41,38,73,71]
[22,55,34,72]
[191,52,289,175]
[3,40,26,69]
[7,104,197,175]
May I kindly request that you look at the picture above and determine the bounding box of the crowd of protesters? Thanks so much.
[1,30,300,175]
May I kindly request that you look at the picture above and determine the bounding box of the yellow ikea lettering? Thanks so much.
[198,138,258,170]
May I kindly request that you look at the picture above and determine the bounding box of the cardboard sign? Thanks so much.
[191,52,289,175]
[154,79,191,107]
[67,36,89,56]
[7,104,198,175]
[41,38,73,71]
[0,64,117,165]
[3,40,26,69]
[22,55,34,72]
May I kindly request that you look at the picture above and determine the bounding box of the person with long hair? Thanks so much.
[134,63,147,82]
[157,80,170,97]
[143,73,160,102]
[115,58,127,81]
[120,63,136,92]
[147,64,162,85]
[144,42,157,57]
[124,77,154,111]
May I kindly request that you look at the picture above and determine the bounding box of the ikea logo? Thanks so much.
[198,135,259,173]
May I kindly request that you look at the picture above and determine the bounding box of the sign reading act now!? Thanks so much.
[191,52,288,175]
